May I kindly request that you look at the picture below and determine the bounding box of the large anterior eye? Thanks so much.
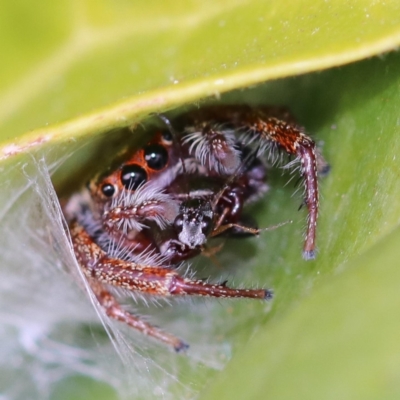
[121,164,147,190]
[144,144,168,170]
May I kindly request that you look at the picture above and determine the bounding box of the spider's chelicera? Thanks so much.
[64,105,329,351]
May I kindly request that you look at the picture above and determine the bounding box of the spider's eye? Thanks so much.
[101,183,115,197]
[121,164,147,190]
[144,144,168,170]
[201,216,212,234]
[161,130,173,144]
[173,215,184,232]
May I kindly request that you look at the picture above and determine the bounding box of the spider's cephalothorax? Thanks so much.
[65,105,328,351]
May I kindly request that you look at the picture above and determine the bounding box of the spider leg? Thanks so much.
[211,222,260,237]
[89,278,188,351]
[71,220,272,304]
[182,105,328,260]
[250,119,319,259]
[102,182,179,234]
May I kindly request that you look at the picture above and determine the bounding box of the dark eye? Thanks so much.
[121,164,147,190]
[144,144,168,170]
[173,215,183,232]
[161,131,173,144]
[201,216,212,234]
[101,183,115,197]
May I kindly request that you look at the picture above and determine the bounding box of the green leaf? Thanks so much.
[202,221,400,400]
[1,0,400,152]
[1,1,400,400]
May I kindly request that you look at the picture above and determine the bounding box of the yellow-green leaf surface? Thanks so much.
[1,0,400,152]
[1,1,400,400]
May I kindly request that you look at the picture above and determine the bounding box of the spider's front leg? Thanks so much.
[246,110,321,260]
[70,222,272,350]
[70,222,188,351]
[89,278,189,351]
[182,105,329,259]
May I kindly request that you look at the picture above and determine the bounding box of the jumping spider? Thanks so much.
[64,105,329,351]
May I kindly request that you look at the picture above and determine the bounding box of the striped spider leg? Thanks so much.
[70,221,271,351]
[178,105,329,259]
